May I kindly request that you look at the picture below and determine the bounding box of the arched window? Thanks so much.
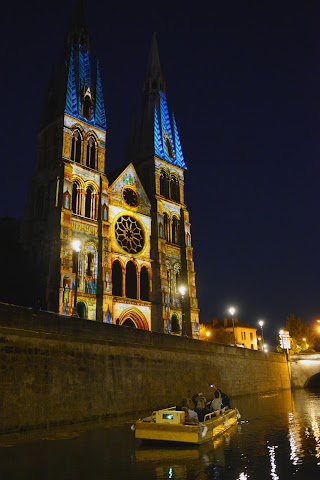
[85,186,93,218]
[86,252,94,276]
[126,261,137,299]
[71,129,82,163]
[160,170,169,197]
[112,260,122,296]
[140,266,149,301]
[170,175,180,202]
[163,213,170,242]
[172,217,180,244]
[165,136,174,158]
[72,182,81,215]
[83,95,92,121]
[86,136,96,169]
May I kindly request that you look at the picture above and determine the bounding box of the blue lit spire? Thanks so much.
[95,61,107,129]
[61,0,107,129]
[128,32,186,169]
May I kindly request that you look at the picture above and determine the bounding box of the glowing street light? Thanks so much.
[228,307,236,344]
[258,320,264,350]
[205,330,211,341]
[72,239,81,316]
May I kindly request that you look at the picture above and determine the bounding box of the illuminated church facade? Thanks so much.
[22,3,199,338]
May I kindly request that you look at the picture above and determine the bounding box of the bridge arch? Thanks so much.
[290,354,320,389]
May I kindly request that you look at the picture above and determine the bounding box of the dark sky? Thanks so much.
[2,1,320,345]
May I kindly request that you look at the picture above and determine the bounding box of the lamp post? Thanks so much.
[258,320,264,350]
[205,330,211,341]
[229,307,236,345]
[179,285,186,336]
[72,239,81,316]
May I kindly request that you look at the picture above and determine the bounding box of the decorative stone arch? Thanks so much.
[118,308,149,330]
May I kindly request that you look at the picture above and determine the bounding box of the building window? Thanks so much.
[140,266,149,301]
[163,213,170,242]
[126,261,137,299]
[83,94,92,121]
[115,215,144,254]
[86,136,96,169]
[171,216,180,244]
[112,260,122,296]
[160,170,169,197]
[170,175,180,202]
[72,182,81,215]
[71,129,82,163]
[85,186,93,218]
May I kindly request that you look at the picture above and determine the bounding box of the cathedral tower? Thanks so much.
[22,1,108,320]
[128,33,200,337]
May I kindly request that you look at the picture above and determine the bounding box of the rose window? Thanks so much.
[115,215,144,254]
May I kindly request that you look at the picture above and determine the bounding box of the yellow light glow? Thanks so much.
[179,286,186,296]
[72,239,81,252]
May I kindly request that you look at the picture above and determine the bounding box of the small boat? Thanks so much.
[133,406,240,445]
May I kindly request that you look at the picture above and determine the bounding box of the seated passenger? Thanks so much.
[184,399,199,424]
[194,395,211,422]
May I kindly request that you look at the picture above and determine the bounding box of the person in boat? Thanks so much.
[209,389,223,412]
[194,395,211,422]
[180,398,199,424]
[216,388,232,409]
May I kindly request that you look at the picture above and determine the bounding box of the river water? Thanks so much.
[1,389,320,479]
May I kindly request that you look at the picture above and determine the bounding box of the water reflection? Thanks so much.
[0,390,320,479]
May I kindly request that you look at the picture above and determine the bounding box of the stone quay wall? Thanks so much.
[0,303,291,434]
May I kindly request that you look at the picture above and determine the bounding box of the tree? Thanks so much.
[284,313,315,353]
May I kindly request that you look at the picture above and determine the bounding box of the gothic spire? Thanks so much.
[143,32,166,95]
[40,0,106,130]
[128,32,185,169]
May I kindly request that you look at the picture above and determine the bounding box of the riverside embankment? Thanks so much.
[0,303,291,433]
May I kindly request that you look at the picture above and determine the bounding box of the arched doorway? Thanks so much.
[118,309,149,330]
[77,301,86,319]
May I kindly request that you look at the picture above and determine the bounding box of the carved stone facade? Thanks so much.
[22,5,199,337]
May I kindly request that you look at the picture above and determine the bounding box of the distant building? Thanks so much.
[202,318,261,350]
[21,2,199,337]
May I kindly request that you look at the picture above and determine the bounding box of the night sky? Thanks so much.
[2,1,320,345]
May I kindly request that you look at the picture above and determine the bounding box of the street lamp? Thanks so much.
[205,330,211,341]
[258,320,264,350]
[179,285,186,336]
[72,239,81,316]
[229,307,236,345]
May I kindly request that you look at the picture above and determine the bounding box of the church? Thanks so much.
[22,2,200,338]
